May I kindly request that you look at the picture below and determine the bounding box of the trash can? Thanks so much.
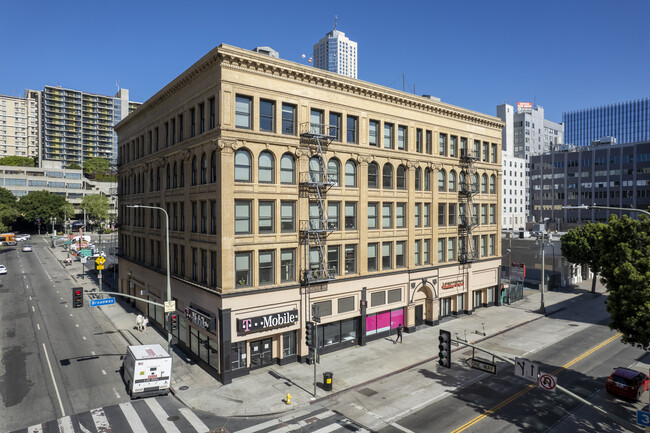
[323,372,333,391]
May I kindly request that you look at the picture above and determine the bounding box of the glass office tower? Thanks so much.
[563,98,650,147]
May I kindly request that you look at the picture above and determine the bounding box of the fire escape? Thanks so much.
[458,144,479,264]
[299,121,336,288]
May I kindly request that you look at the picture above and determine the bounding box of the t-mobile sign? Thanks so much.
[237,309,298,334]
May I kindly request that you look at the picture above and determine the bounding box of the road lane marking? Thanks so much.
[145,398,182,432]
[69,313,73,317]
[179,407,210,432]
[102,370,107,375]
[90,407,111,432]
[29,296,32,301]
[27,423,43,433]
[32,305,35,312]
[42,343,65,417]
[37,323,40,331]
[450,333,622,433]
[91,351,96,355]
[57,417,75,433]
[390,423,416,433]
[119,402,146,432]
[113,387,120,399]
[75,324,79,327]
[82,336,86,340]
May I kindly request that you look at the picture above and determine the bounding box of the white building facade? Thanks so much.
[0,93,40,160]
[313,29,357,79]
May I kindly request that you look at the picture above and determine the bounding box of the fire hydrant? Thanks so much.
[285,393,292,405]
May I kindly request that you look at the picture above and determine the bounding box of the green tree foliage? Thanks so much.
[0,187,16,206]
[17,190,69,222]
[0,204,19,232]
[66,162,82,170]
[560,222,606,293]
[596,215,650,349]
[83,158,111,178]
[0,156,36,167]
[80,194,109,224]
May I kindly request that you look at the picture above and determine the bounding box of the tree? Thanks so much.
[83,157,111,178]
[597,214,650,350]
[17,190,69,223]
[0,187,16,206]
[80,194,109,226]
[66,162,82,170]
[0,204,19,232]
[560,222,606,293]
[0,156,36,167]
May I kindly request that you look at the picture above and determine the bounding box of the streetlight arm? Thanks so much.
[562,204,650,217]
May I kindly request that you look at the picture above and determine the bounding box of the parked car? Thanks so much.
[0,265,6,274]
[606,367,649,400]
[22,245,33,252]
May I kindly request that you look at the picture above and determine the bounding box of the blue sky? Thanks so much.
[1,0,648,123]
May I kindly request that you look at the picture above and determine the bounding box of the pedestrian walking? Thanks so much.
[396,324,403,344]
[142,316,149,331]
[136,314,143,332]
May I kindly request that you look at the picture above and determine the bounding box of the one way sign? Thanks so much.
[514,357,539,382]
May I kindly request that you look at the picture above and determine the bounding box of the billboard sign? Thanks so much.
[517,102,533,113]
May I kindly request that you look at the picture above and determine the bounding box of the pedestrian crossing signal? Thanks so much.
[72,287,83,308]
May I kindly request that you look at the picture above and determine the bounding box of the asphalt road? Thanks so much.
[0,242,127,432]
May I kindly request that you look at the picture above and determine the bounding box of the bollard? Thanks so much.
[285,393,291,405]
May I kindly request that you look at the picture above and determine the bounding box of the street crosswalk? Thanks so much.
[8,399,369,433]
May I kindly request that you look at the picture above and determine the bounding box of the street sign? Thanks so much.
[514,357,539,382]
[466,357,497,374]
[539,372,557,392]
[96,265,104,270]
[637,410,650,426]
[80,257,87,264]
[80,249,93,257]
[90,298,115,307]
[164,300,176,313]
[95,256,106,265]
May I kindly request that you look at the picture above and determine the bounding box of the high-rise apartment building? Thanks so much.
[563,98,650,147]
[496,104,526,229]
[30,86,140,167]
[0,92,40,159]
[116,44,502,384]
[313,29,357,78]
[497,103,563,222]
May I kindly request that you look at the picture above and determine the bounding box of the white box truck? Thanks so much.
[122,344,172,399]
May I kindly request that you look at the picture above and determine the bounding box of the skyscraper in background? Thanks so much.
[563,98,650,147]
[313,27,357,79]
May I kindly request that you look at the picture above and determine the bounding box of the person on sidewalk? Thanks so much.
[396,324,403,344]
[142,316,149,331]
[136,314,143,332]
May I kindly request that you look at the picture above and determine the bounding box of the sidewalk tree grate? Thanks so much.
[357,388,378,397]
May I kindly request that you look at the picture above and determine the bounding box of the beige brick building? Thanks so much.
[116,44,504,384]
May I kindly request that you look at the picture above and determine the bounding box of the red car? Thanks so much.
[606,367,649,400]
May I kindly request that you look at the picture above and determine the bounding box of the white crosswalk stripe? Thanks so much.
[90,407,112,433]
[119,402,148,433]
[179,407,210,433]
[57,416,75,433]
[26,425,43,433]
[145,398,182,433]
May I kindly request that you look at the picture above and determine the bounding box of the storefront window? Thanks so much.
[178,315,187,345]
[441,298,452,317]
[320,322,341,346]
[209,339,219,370]
[341,318,357,342]
[231,341,247,370]
[282,331,296,357]
[150,300,163,325]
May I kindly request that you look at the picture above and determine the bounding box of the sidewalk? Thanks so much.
[43,235,608,417]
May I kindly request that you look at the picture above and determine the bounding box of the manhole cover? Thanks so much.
[167,415,180,421]
[357,388,377,397]
[179,385,189,390]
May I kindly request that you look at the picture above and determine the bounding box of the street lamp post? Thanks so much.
[536,233,552,315]
[506,248,512,305]
[562,204,650,217]
[127,205,172,355]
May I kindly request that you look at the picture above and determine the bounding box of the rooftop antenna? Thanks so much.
[334,15,337,30]
[115,81,120,92]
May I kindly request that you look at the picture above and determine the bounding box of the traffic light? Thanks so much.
[169,313,178,331]
[438,329,451,368]
[72,287,83,308]
[305,321,314,348]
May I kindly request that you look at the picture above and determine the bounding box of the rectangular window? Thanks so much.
[178,115,183,142]
[482,141,489,162]
[491,143,497,163]
[235,95,252,129]
[345,202,357,230]
[489,234,496,256]
[346,115,358,143]
[200,201,207,233]
[281,103,296,135]
[191,201,197,232]
[416,128,423,153]
[281,249,295,282]
[423,239,431,264]
[345,244,357,274]
[338,296,355,313]
[448,203,456,226]
[367,243,378,272]
[414,203,422,227]
[388,288,402,303]
[368,202,378,229]
[426,130,432,154]
[450,135,457,158]
[327,201,340,231]
[211,251,217,287]
[474,140,481,159]
[314,300,332,317]
[258,201,275,234]
[439,133,447,156]
[191,248,198,280]
[424,203,431,227]
[329,112,341,141]
[209,97,215,130]
[397,125,407,150]
[414,240,421,266]
[369,120,379,146]
[384,123,394,149]
[190,108,196,138]
[396,203,406,228]
[371,291,385,307]
[180,202,185,231]
[280,201,295,232]
[235,252,251,287]
[481,204,488,225]
[395,241,405,268]
[199,103,205,134]
[438,203,446,226]
[382,203,392,229]
[328,245,340,276]
[447,238,456,262]
[259,99,275,132]
[201,249,207,283]
[310,108,324,132]
[481,235,488,257]
[234,200,251,234]
[489,204,496,224]
[259,250,274,285]
[460,137,467,157]
[438,238,445,263]
[382,242,392,270]
[210,200,217,234]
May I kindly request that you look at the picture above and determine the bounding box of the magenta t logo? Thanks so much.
[242,319,252,332]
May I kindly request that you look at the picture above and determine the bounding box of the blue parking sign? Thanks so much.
[637,410,650,426]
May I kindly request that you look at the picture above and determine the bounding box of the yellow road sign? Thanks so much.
[96,265,104,270]
[95,256,106,265]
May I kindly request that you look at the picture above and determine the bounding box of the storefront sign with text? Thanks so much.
[185,306,216,332]
[442,280,464,289]
[237,309,298,334]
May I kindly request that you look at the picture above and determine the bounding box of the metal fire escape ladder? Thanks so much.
[299,122,336,285]
[458,147,479,264]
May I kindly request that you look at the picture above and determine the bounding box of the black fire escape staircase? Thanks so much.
[458,148,479,264]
